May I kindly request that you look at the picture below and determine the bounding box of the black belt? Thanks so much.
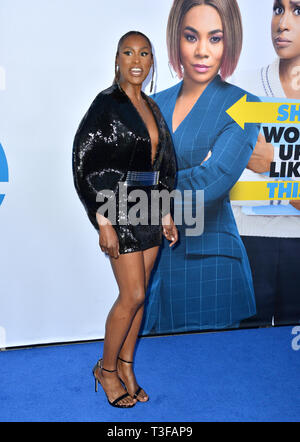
[124,171,160,186]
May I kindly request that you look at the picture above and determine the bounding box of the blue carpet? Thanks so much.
[0,326,299,422]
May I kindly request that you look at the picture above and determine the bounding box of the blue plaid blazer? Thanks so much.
[141,75,261,334]
[153,74,260,259]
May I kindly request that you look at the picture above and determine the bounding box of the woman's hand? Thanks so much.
[162,213,178,247]
[96,213,120,259]
[201,150,212,164]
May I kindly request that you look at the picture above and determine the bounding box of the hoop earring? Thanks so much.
[150,63,155,93]
[180,64,184,78]
[115,59,120,84]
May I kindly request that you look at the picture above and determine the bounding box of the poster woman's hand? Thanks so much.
[201,150,212,164]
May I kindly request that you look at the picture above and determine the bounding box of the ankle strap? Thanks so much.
[101,366,117,373]
[98,359,117,373]
[118,356,133,364]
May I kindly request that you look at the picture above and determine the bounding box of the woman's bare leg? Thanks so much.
[94,250,147,406]
[117,246,159,401]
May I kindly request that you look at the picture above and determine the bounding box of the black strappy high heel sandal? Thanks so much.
[92,359,136,408]
[117,356,149,402]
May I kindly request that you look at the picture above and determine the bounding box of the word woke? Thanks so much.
[263,126,300,144]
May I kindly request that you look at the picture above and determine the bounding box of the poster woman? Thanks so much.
[142,0,261,334]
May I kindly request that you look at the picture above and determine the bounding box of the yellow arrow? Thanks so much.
[226,95,300,129]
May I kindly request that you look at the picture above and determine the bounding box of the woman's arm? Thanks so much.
[158,131,177,193]
[157,123,177,217]
[72,94,125,224]
[157,119,178,246]
[247,133,274,173]
[161,133,178,245]
[72,95,121,257]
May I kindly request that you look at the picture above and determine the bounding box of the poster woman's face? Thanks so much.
[117,35,153,87]
[272,0,300,60]
[179,4,224,85]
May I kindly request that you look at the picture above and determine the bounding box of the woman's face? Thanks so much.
[179,4,224,85]
[117,35,153,88]
[272,0,300,60]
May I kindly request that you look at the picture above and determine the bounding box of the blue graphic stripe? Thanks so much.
[0,143,9,182]
[0,142,9,207]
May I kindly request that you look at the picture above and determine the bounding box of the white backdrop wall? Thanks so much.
[0,0,275,348]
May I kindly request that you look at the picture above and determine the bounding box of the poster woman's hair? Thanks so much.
[167,0,243,80]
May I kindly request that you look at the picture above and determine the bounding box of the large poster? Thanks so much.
[0,0,299,348]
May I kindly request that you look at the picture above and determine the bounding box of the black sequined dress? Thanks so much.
[72,84,176,254]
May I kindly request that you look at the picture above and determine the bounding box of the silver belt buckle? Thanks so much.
[125,171,160,186]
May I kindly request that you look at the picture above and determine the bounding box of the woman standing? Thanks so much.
[142,0,261,335]
[72,31,177,407]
